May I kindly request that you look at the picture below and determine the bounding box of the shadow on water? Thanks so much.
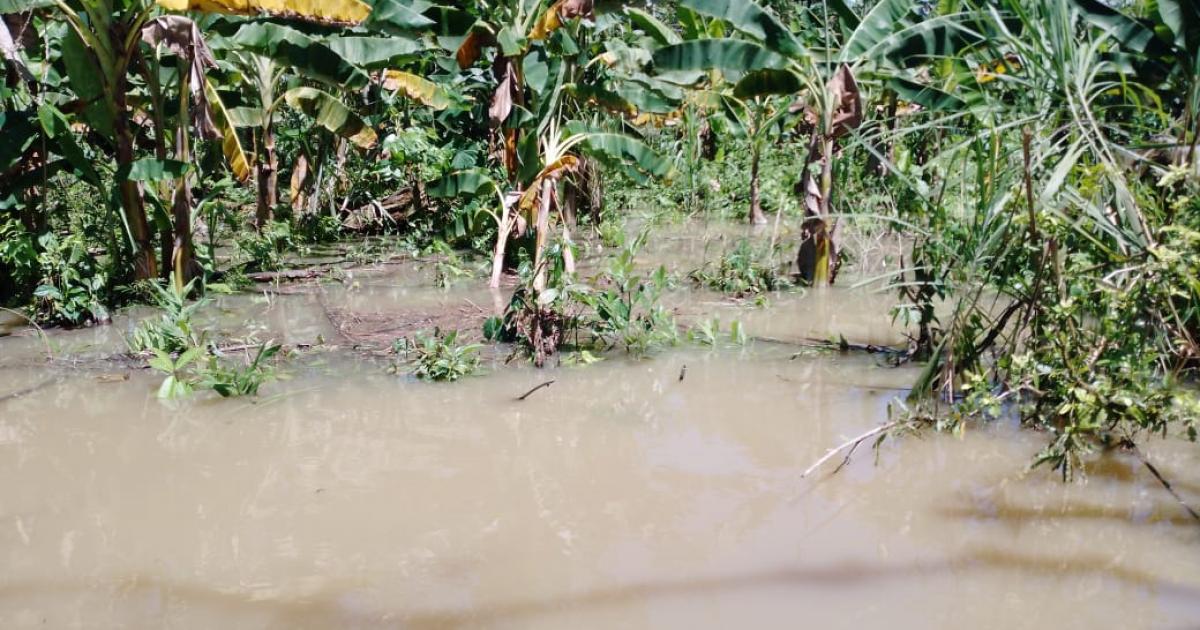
[3,549,1198,629]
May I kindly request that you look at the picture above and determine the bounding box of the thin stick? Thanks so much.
[516,380,555,401]
[0,306,54,360]
[1129,445,1200,525]
[801,420,901,478]
[0,377,56,405]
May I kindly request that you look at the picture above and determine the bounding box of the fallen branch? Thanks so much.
[801,420,902,478]
[0,377,57,405]
[1127,443,1200,525]
[516,380,555,401]
[0,306,54,360]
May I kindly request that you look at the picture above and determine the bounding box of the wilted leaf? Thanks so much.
[283,86,377,149]
[205,79,251,182]
[381,70,451,110]
[155,0,370,25]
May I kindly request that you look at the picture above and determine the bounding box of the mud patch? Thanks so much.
[324,301,493,351]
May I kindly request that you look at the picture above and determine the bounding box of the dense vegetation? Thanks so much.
[1,0,1197,481]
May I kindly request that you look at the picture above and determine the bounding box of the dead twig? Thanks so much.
[0,306,54,361]
[1126,443,1200,525]
[0,377,57,405]
[802,420,902,478]
[516,380,555,401]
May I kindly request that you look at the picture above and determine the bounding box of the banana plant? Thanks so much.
[652,0,984,285]
[214,16,455,227]
[447,0,674,288]
[0,0,375,281]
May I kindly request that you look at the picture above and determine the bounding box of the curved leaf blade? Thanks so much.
[283,86,377,148]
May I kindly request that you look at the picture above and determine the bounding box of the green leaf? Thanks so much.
[226,106,264,128]
[0,0,53,13]
[1151,0,1200,52]
[567,126,674,181]
[625,7,680,46]
[176,347,204,368]
[230,22,369,89]
[886,77,964,111]
[362,0,435,33]
[652,39,788,75]
[283,86,377,148]
[827,0,860,34]
[0,110,39,171]
[122,159,191,182]
[733,68,801,98]
[483,316,502,341]
[680,0,805,59]
[428,169,497,198]
[38,104,101,187]
[61,26,114,138]
[325,35,424,69]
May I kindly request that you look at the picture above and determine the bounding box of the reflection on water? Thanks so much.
[1,227,1198,629]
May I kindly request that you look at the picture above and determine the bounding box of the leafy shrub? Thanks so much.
[0,219,38,302]
[396,330,481,382]
[689,239,792,296]
[583,233,679,356]
[201,343,282,397]
[126,280,207,355]
[31,233,109,326]
[236,221,295,271]
[295,214,343,244]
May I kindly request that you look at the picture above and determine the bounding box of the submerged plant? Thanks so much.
[149,347,204,400]
[126,280,207,355]
[584,232,679,356]
[690,240,792,297]
[201,342,282,397]
[398,329,482,382]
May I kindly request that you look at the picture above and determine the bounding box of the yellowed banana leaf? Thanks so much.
[204,78,251,182]
[529,0,593,40]
[381,70,451,110]
[284,86,377,149]
[516,155,579,213]
[155,0,369,25]
[528,3,562,40]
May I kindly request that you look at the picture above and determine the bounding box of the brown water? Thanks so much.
[1,225,1198,629]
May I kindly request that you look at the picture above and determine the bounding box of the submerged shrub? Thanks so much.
[396,329,482,382]
[690,240,792,297]
[126,280,207,355]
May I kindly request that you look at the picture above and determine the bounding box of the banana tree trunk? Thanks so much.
[489,198,512,289]
[795,134,837,286]
[749,143,766,224]
[171,57,195,289]
[255,125,277,229]
[532,178,553,292]
[114,85,157,281]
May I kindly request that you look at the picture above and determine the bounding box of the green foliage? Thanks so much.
[690,239,792,296]
[149,347,204,400]
[126,280,207,355]
[583,233,680,356]
[201,342,282,397]
[295,214,343,244]
[31,233,109,326]
[0,219,38,302]
[689,316,747,347]
[236,221,295,271]
[395,329,481,382]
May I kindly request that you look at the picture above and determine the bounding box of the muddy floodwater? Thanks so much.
[1,224,1198,629]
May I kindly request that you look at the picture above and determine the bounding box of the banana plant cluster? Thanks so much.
[0,0,458,288]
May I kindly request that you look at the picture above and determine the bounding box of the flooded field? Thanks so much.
[1,224,1198,629]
